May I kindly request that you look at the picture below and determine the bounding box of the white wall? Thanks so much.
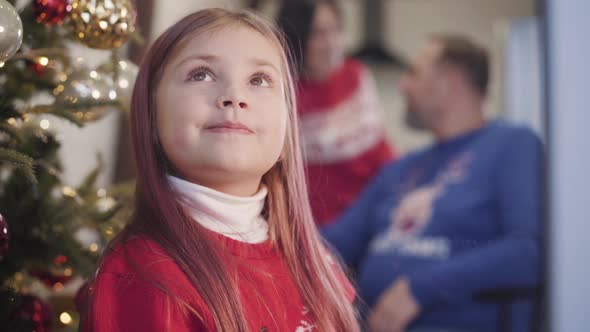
[384,0,536,58]
[502,17,544,138]
[547,0,590,330]
[50,109,121,188]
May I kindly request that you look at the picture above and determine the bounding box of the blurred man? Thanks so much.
[323,35,544,332]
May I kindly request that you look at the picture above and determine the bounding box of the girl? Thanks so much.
[278,0,396,226]
[83,8,359,332]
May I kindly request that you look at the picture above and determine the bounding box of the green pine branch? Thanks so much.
[25,105,85,127]
[0,104,22,121]
[77,155,104,198]
[0,123,22,143]
[0,2,140,328]
[0,148,36,184]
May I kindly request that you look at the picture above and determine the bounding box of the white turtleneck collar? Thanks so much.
[167,175,269,244]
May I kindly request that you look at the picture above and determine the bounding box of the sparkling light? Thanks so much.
[60,312,73,325]
[38,57,49,66]
[39,119,50,130]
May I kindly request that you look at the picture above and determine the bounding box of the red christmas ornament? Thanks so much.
[26,59,46,76]
[0,213,8,260]
[11,295,53,332]
[53,254,68,265]
[31,254,73,288]
[31,269,73,288]
[33,0,71,25]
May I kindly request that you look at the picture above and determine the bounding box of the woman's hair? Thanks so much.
[97,8,358,332]
[277,0,342,75]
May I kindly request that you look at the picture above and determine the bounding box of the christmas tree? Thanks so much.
[0,0,138,330]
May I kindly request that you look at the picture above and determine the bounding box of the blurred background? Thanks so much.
[0,0,587,331]
[61,0,543,187]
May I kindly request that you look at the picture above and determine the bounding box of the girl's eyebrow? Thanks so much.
[247,58,281,75]
[175,53,281,75]
[175,54,220,70]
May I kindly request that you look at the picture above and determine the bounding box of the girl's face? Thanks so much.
[156,25,288,196]
[306,3,344,80]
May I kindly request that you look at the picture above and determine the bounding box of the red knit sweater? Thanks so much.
[297,59,395,225]
[84,233,354,332]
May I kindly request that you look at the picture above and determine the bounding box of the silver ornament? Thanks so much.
[97,59,138,112]
[53,58,117,121]
[0,0,23,63]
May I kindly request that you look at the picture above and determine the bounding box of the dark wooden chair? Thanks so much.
[476,286,544,332]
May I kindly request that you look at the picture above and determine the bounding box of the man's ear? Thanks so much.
[445,66,467,94]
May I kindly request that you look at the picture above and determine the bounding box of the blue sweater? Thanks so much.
[322,121,544,332]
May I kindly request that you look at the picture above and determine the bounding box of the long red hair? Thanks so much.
[99,8,358,332]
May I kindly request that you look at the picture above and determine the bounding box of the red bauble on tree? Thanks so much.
[30,269,73,288]
[10,295,54,332]
[26,59,47,76]
[0,213,8,260]
[31,255,73,288]
[33,0,71,25]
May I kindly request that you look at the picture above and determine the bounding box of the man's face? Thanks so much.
[399,41,449,130]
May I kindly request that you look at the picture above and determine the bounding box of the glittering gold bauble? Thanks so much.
[69,0,136,49]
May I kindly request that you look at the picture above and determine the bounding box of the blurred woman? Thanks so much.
[278,0,396,226]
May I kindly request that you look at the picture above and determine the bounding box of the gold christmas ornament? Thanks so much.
[54,58,117,121]
[69,0,136,49]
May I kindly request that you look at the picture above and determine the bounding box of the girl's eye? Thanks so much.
[187,67,214,82]
[250,73,272,87]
